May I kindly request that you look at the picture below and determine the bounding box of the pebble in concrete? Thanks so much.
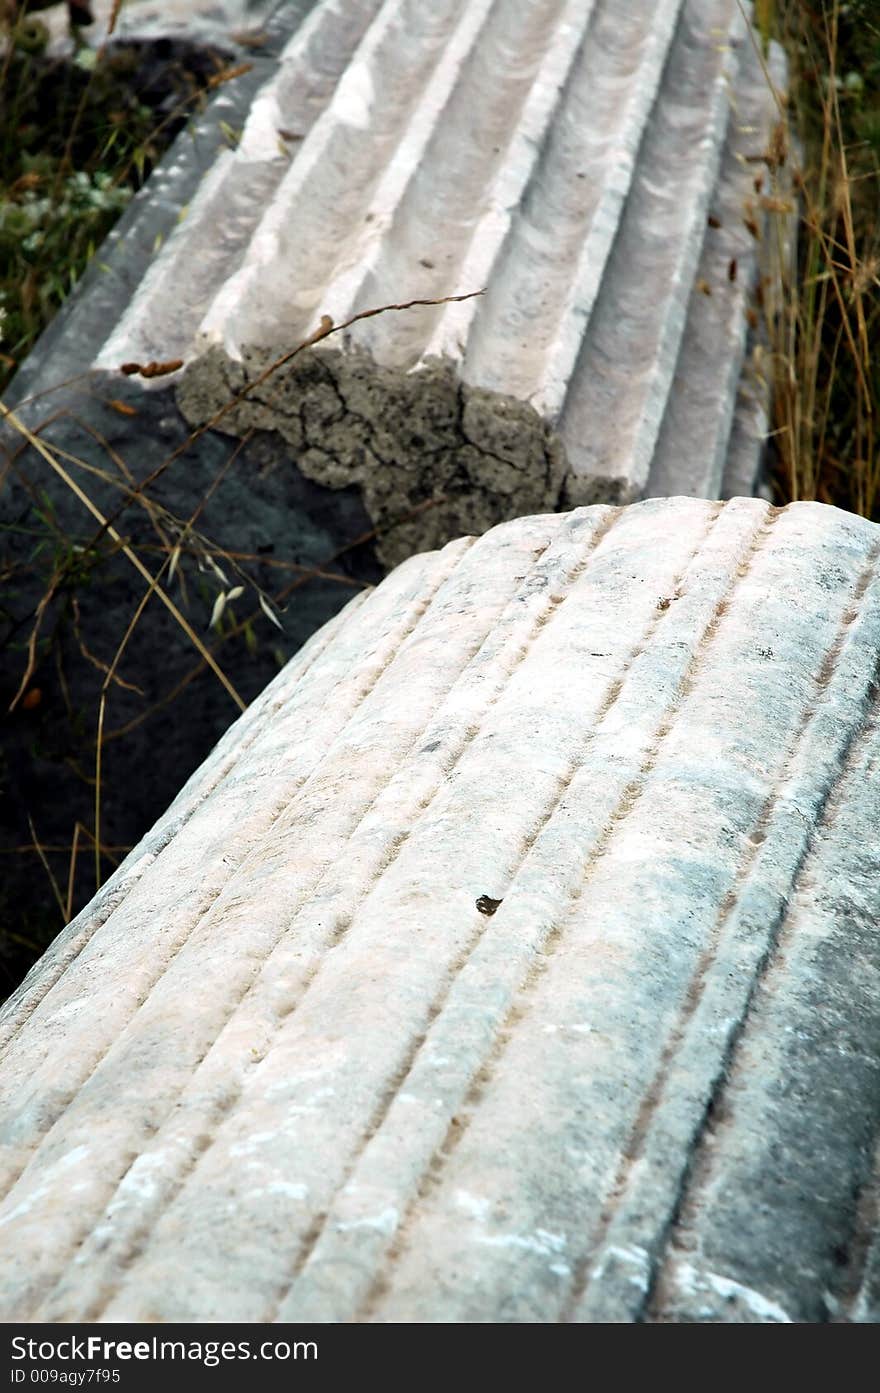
[0,496,878,1324]
[80,0,790,564]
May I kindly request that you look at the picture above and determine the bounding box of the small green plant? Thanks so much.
[0,12,245,391]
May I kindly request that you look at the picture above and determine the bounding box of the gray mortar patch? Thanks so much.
[176,343,572,569]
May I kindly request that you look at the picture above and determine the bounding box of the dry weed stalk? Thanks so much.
[748,0,878,516]
[2,290,481,898]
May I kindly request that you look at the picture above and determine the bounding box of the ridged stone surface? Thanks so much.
[85,0,789,563]
[0,497,879,1324]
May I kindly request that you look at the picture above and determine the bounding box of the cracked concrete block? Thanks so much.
[71,0,790,565]
[1,496,879,1324]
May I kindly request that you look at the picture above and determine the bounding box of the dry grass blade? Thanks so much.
[100,495,443,746]
[71,594,144,694]
[92,540,174,889]
[66,821,82,922]
[26,814,66,925]
[753,0,879,518]
[106,0,124,38]
[7,571,62,713]
[0,401,246,713]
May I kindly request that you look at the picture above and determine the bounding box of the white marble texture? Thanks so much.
[1,497,878,1323]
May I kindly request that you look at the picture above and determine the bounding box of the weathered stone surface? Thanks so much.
[77,0,788,562]
[1,496,878,1324]
[1,0,794,972]
[646,41,788,503]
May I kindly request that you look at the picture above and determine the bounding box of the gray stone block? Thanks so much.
[1,496,878,1323]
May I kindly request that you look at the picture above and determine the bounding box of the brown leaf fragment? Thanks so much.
[119,359,184,379]
[206,62,253,89]
[230,29,268,47]
[759,195,794,215]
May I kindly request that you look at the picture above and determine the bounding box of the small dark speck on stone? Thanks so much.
[476,895,503,916]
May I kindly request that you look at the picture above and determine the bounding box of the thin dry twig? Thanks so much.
[70,594,143,695]
[89,291,484,546]
[156,292,486,453]
[65,821,82,922]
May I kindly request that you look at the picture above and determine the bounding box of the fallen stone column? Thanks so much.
[75,0,791,564]
[1,496,878,1324]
